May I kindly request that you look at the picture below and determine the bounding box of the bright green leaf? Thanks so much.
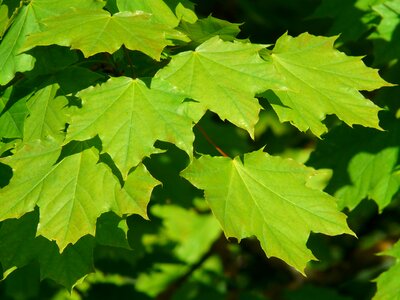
[66,76,194,178]
[0,86,29,139]
[0,0,104,85]
[182,150,353,273]
[24,83,68,142]
[23,10,175,60]
[0,138,159,250]
[261,32,390,136]
[156,36,277,137]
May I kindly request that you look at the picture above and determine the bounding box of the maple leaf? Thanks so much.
[182,150,354,273]
[0,0,104,85]
[0,138,159,250]
[22,9,176,60]
[66,76,194,178]
[261,32,390,137]
[156,36,278,137]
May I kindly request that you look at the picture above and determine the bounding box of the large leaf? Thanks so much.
[182,150,353,273]
[22,9,175,60]
[66,76,194,178]
[0,0,103,85]
[261,32,390,137]
[308,114,400,211]
[156,36,278,137]
[0,138,159,250]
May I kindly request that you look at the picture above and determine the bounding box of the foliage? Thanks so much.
[0,0,399,299]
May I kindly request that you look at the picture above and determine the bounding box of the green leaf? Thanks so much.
[373,240,400,300]
[308,114,400,211]
[261,32,390,136]
[23,9,175,60]
[117,0,180,27]
[178,15,241,45]
[156,36,276,137]
[24,83,68,142]
[182,150,353,273]
[310,0,382,43]
[0,0,104,85]
[0,138,159,250]
[66,76,194,178]
[0,86,29,139]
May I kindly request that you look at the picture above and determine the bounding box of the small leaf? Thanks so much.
[182,150,353,273]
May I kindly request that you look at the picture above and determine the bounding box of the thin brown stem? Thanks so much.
[195,124,230,157]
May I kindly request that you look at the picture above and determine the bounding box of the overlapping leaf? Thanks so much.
[156,36,279,137]
[23,83,68,142]
[261,32,390,137]
[0,138,159,250]
[0,86,29,139]
[0,0,103,85]
[182,150,353,273]
[66,77,194,178]
[22,9,175,60]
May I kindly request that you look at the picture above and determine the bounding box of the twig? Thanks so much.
[195,124,230,157]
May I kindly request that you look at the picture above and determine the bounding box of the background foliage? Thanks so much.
[0,0,399,299]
